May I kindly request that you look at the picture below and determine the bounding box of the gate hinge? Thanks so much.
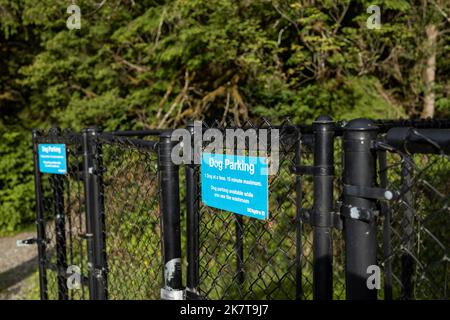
[299,207,343,230]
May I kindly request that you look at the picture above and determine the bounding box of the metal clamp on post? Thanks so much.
[302,208,343,230]
[343,184,395,201]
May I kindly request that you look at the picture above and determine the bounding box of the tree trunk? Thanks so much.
[421,24,438,118]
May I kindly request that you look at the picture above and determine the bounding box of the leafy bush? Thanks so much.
[0,131,35,235]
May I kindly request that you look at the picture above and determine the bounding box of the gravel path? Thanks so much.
[0,231,39,300]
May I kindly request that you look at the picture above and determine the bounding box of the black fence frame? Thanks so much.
[31,117,450,300]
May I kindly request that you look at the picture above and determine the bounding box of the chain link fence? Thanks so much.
[378,127,450,300]
[31,119,450,300]
[192,121,301,300]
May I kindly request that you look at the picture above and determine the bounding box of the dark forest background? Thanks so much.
[0,0,449,233]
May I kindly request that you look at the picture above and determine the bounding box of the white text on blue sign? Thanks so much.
[38,144,67,175]
[201,153,269,220]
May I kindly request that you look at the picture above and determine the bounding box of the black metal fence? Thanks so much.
[31,118,450,300]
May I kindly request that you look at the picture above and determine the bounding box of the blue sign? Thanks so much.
[201,153,269,220]
[38,144,67,175]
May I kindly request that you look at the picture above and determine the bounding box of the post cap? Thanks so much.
[344,118,378,131]
[314,115,333,124]
[159,130,173,140]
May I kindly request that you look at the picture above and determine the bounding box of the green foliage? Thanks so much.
[0,131,34,235]
[0,0,449,233]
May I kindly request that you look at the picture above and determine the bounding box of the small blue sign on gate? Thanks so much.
[38,144,67,175]
[201,152,269,220]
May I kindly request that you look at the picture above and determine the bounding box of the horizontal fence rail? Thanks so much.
[31,118,450,300]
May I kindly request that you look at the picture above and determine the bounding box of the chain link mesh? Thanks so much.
[378,132,450,300]
[95,134,162,300]
[194,121,307,299]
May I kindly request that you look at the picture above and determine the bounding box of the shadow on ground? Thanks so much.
[0,255,38,293]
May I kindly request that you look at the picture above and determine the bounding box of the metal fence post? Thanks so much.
[185,122,200,299]
[159,131,184,300]
[32,129,48,300]
[50,128,69,300]
[312,115,335,300]
[342,119,378,300]
[82,127,108,300]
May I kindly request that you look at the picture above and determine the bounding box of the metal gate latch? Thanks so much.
[16,237,38,247]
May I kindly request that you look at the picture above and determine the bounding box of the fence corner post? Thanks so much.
[312,115,335,300]
[82,127,108,300]
[342,118,378,300]
[159,131,184,300]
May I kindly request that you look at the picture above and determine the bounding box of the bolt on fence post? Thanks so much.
[185,122,200,299]
[50,127,68,300]
[159,131,184,300]
[312,115,335,300]
[82,127,108,300]
[32,129,48,300]
[400,155,415,300]
[342,119,378,300]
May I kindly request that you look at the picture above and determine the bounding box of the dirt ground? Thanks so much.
[0,231,39,300]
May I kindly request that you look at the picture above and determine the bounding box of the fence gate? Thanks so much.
[32,128,167,300]
[32,128,87,299]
